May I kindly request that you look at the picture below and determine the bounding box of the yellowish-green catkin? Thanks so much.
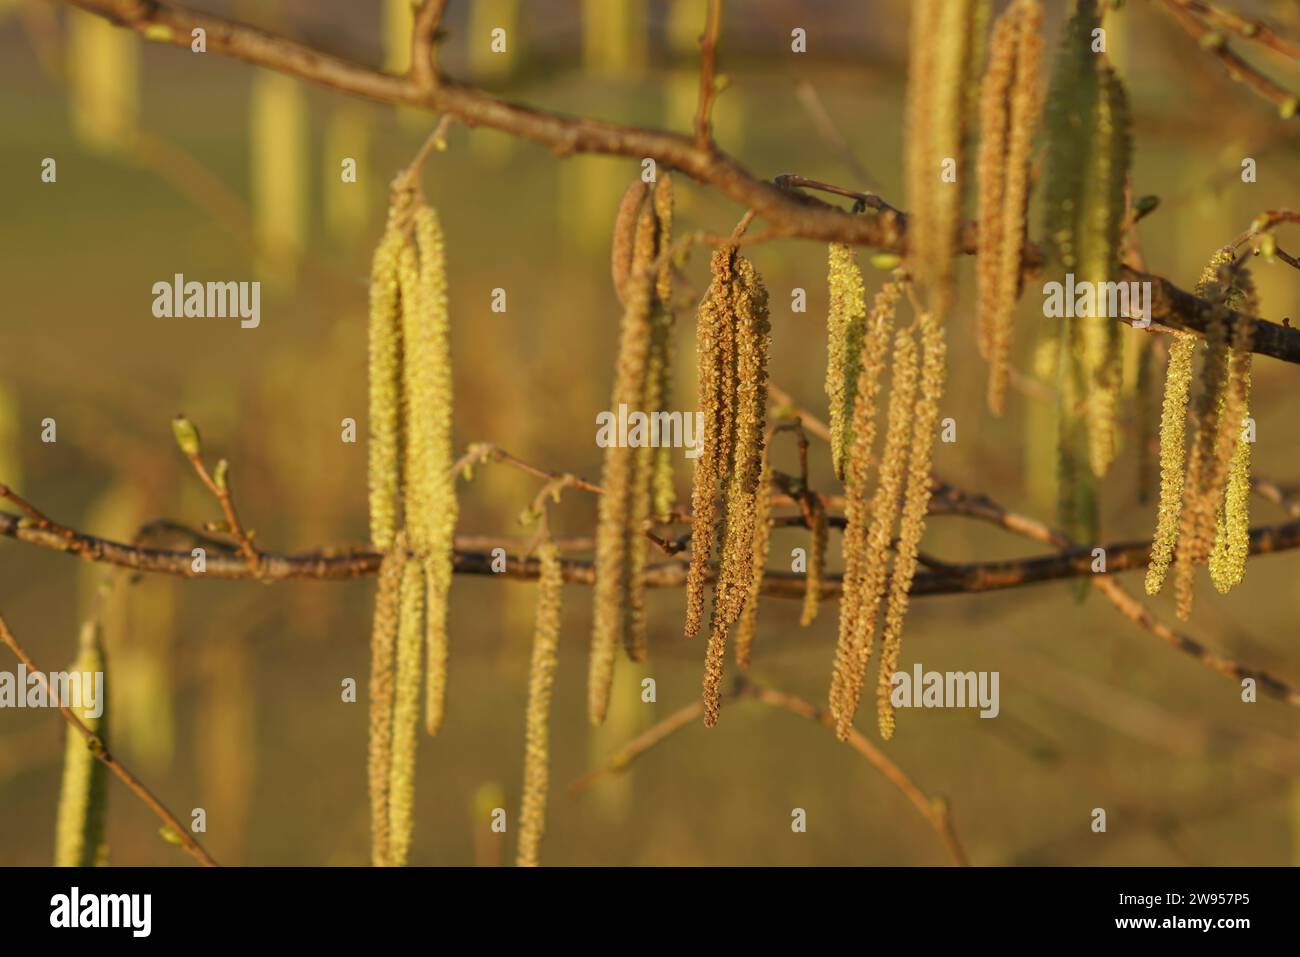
[684,248,738,639]
[800,498,828,628]
[54,621,109,868]
[68,8,138,153]
[877,313,947,740]
[826,244,868,480]
[734,455,773,672]
[832,327,919,740]
[592,205,656,721]
[1144,333,1196,595]
[978,0,1044,415]
[905,0,987,312]
[368,537,406,867]
[411,205,457,737]
[1210,400,1252,593]
[387,559,426,866]
[250,72,307,279]
[324,105,372,247]
[625,207,660,663]
[517,539,563,867]
[368,225,405,550]
[834,279,904,714]
[650,174,678,521]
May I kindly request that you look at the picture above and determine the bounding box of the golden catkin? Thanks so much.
[831,327,918,739]
[517,539,563,867]
[368,225,405,549]
[826,243,868,479]
[734,455,773,672]
[387,559,425,866]
[591,204,656,721]
[412,205,457,736]
[711,255,771,629]
[877,313,947,740]
[611,180,649,306]
[54,621,108,868]
[367,537,406,867]
[1210,401,1252,593]
[835,279,904,702]
[684,248,738,639]
[649,175,678,520]
[1144,333,1196,595]
[624,206,661,663]
[978,0,1044,414]
[800,497,828,628]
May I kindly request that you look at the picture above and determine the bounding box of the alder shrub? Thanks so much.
[3,0,1300,867]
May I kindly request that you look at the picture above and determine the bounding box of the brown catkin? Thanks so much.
[877,313,947,740]
[517,538,563,867]
[800,496,828,628]
[684,247,739,639]
[832,326,918,739]
[387,558,425,866]
[368,225,405,549]
[367,535,406,867]
[611,179,649,306]
[591,204,656,722]
[734,455,773,672]
[834,279,904,710]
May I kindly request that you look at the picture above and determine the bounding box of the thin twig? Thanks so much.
[693,0,724,149]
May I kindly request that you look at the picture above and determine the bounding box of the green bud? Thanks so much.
[1280,96,1299,120]
[1133,195,1160,220]
[869,253,903,270]
[213,458,229,491]
[1198,31,1226,51]
[158,826,183,846]
[171,415,201,457]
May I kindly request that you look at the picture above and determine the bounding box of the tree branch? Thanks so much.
[59,0,1300,364]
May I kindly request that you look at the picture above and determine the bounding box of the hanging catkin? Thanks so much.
[649,174,678,521]
[368,223,404,549]
[54,621,108,868]
[611,180,649,306]
[800,496,828,628]
[734,454,773,672]
[1209,396,1252,593]
[702,255,770,727]
[411,205,457,736]
[834,278,903,715]
[976,0,1043,414]
[831,326,918,739]
[684,247,739,639]
[826,243,868,480]
[387,558,425,866]
[905,0,987,312]
[367,536,406,867]
[877,313,947,740]
[1144,333,1196,595]
[591,201,656,722]
[517,538,563,867]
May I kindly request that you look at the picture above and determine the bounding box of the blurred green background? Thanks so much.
[2,0,1299,866]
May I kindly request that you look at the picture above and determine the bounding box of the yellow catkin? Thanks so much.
[367,536,406,867]
[250,72,307,278]
[591,205,656,721]
[702,257,770,727]
[800,497,828,628]
[411,206,457,737]
[650,174,678,520]
[387,559,426,866]
[734,455,773,672]
[368,225,405,549]
[1210,400,1252,593]
[976,11,1016,359]
[54,621,108,868]
[625,207,660,663]
[981,0,1043,414]
[834,279,903,718]
[826,243,868,479]
[517,538,563,867]
[877,313,947,740]
[1144,333,1196,595]
[68,9,139,153]
[611,180,649,306]
[832,327,918,739]
[684,248,738,639]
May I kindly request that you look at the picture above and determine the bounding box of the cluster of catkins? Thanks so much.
[1146,249,1256,618]
[589,174,679,725]
[366,181,457,867]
